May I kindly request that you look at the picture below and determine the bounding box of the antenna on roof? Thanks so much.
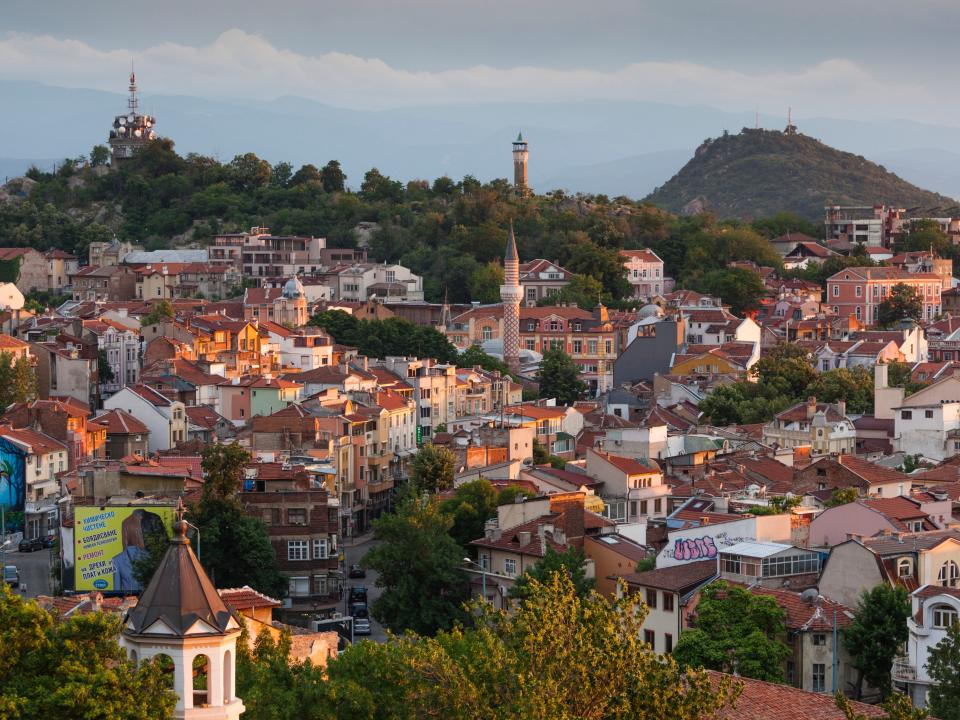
[755,106,759,130]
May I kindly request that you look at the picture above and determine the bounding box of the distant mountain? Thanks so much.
[645,128,957,220]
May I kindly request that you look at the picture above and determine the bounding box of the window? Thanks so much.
[926,410,934,419]
[420,388,432,400]
[287,541,309,561]
[664,633,673,653]
[663,592,674,612]
[812,634,826,646]
[289,576,309,597]
[288,508,307,525]
[313,538,329,559]
[482,326,493,341]
[832,285,839,297]
[722,555,741,574]
[654,499,662,513]
[573,340,582,354]
[901,410,912,420]
[504,558,517,576]
[313,575,328,596]
[786,660,795,685]
[812,663,826,693]
[640,500,648,515]
[897,558,914,578]
[939,560,960,588]
[646,588,657,609]
[855,285,862,297]
[933,605,959,628]
[644,630,655,647]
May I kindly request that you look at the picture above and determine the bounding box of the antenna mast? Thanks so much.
[128,65,139,114]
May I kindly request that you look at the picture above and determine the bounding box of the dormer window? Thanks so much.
[939,560,960,588]
[933,604,959,628]
[897,558,913,578]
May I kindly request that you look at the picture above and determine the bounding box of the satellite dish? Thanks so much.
[118,117,126,125]
[118,127,126,135]
[128,114,135,122]
[133,129,142,138]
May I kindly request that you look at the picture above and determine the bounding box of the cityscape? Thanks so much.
[4,3,960,720]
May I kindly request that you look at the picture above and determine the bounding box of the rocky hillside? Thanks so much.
[645,128,957,220]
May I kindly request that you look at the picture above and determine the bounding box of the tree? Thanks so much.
[809,367,874,414]
[926,620,960,720]
[361,168,403,202]
[324,573,742,720]
[835,692,926,720]
[410,443,456,494]
[0,354,37,408]
[0,583,177,719]
[439,478,499,548]
[900,219,951,258]
[290,164,322,187]
[693,267,767,316]
[97,348,115,384]
[673,581,791,682]
[89,144,111,167]
[877,284,923,328]
[227,152,272,191]
[537,273,606,310]
[536,348,587,405]
[320,160,346,192]
[826,487,859,507]
[509,546,594,601]
[467,261,504,304]
[361,490,469,635]
[139,299,174,326]
[456,344,513,378]
[844,584,911,699]
[270,161,293,188]
[201,442,251,504]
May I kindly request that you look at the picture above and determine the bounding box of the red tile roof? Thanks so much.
[219,585,281,610]
[594,451,661,476]
[618,559,717,592]
[90,409,149,435]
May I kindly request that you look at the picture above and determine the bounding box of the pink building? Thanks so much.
[620,249,665,298]
[826,267,943,325]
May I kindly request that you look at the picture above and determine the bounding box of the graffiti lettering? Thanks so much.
[672,535,718,562]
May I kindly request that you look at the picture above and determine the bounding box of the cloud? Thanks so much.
[0,29,946,121]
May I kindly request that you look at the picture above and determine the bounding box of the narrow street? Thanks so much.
[3,545,54,599]
[342,536,387,643]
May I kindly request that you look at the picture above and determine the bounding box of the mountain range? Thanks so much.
[3,79,960,205]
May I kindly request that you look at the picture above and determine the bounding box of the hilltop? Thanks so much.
[645,127,957,220]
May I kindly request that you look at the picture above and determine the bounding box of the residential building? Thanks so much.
[211,227,327,279]
[808,495,948,548]
[243,278,309,327]
[826,267,943,325]
[716,541,822,589]
[185,405,234,444]
[2,396,104,468]
[103,384,188,452]
[90,409,150,459]
[518,259,572,305]
[781,241,838,270]
[133,262,238,300]
[621,249,665,298]
[503,403,581,458]
[70,265,138,302]
[618,560,717,655]
[583,533,649,597]
[0,247,49,291]
[762,398,856,455]
[334,263,424,302]
[586,449,670,524]
[44,249,79,291]
[88,238,138,267]
[82,317,141,394]
[218,376,303,426]
[824,205,905,247]
[894,584,960,708]
[30,339,99,408]
[794,455,912,499]
[886,371,960,461]
[0,424,68,540]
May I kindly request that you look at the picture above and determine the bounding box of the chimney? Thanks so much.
[875,362,889,390]
[518,531,532,547]
[837,400,846,417]
[806,396,817,419]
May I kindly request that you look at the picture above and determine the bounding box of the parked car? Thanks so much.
[350,601,369,619]
[349,586,368,604]
[3,565,19,588]
[348,564,366,579]
[18,537,42,553]
[41,535,56,549]
[354,617,371,636]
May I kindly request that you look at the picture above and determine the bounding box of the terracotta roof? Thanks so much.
[0,424,66,456]
[185,405,228,430]
[469,515,570,558]
[129,383,174,407]
[745,586,853,632]
[504,404,567,420]
[707,671,884,719]
[618,559,717,592]
[774,401,849,423]
[863,529,960,556]
[835,455,910,486]
[619,248,663,263]
[594,451,661,475]
[0,334,29,350]
[90,409,149,435]
[219,585,282,611]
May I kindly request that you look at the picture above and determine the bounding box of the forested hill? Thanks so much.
[645,128,957,220]
[0,138,819,306]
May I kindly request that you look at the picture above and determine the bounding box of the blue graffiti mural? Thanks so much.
[0,436,26,514]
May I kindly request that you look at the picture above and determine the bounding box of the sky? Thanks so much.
[1,0,958,122]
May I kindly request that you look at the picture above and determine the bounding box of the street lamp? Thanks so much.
[463,557,488,604]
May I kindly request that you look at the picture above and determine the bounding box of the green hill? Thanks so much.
[645,127,957,220]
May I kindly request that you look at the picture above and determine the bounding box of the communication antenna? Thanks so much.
[755,106,759,130]
[128,62,139,114]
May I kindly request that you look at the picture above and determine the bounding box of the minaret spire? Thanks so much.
[500,221,522,374]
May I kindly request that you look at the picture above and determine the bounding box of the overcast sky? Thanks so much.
[2,1,958,122]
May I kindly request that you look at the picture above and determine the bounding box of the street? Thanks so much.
[3,545,53,598]
[342,535,387,643]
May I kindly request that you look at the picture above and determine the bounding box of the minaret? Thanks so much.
[512,132,529,195]
[119,500,244,719]
[500,222,522,374]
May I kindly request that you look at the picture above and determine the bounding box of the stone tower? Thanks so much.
[119,500,245,719]
[108,71,157,164]
[500,222,522,374]
[512,132,529,195]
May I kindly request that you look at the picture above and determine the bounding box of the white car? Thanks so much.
[354,617,371,636]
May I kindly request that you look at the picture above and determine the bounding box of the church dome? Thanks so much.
[283,275,305,299]
[638,303,663,319]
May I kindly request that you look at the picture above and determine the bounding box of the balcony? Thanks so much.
[892,657,916,682]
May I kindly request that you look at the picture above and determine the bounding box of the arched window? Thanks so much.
[897,558,913,578]
[933,604,959,629]
[939,561,960,588]
[129,649,138,664]
[223,649,232,703]
[482,326,492,341]
[192,654,210,707]
[153,653,175,689]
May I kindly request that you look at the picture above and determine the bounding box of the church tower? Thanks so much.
[500,222,522,374]
[108,71,157,164]
[512,132,529,195]
[119,500,245,719]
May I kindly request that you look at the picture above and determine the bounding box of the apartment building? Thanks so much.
[81,317,140,394]
[826,267,943,325]
[334,263,424,302]
[621,249,666,298]
[210,226,327,279]
[518,259,572,305]
[762,398,856,456]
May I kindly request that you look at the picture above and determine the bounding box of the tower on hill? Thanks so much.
[500,222,522,374]
[108,71,157,164]
[513,132,529,195]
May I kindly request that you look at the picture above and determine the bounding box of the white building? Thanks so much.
[620,249,666,298]
[83,318,141,395]
[586,449,671,525]
[336,263,424,302]
[895,584,960,709]
[762,398,856,455]
[890,372,960,461]
[104,384,188,452]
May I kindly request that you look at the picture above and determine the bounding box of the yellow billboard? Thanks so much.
[74,505,174,593]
